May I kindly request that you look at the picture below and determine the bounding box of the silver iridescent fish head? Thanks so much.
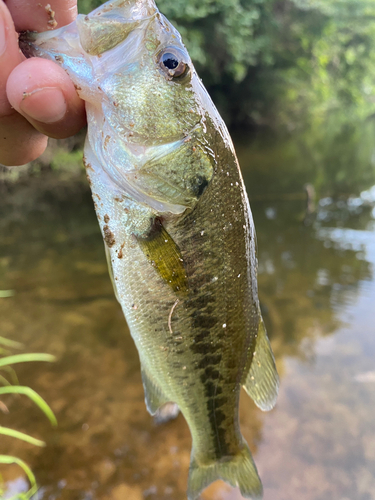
[21,0,230,213]
[21,0,206,146]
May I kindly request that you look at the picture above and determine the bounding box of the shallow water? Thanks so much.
[1,132,375,500]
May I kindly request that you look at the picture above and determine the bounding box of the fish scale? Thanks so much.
[20,1,279,498]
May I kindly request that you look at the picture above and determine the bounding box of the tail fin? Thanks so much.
[188,442,263,500]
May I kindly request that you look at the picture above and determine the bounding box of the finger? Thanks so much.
[0,0,24,115]
[0,112,48,166]
[0,0,47,165]
[5,0,77,32]
[6,57,86,139]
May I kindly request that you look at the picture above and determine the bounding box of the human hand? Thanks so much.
[0,0,86,166]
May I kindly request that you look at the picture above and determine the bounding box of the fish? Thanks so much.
[20,1,279,498]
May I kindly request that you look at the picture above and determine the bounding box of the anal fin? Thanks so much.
[141,366,173,416]
[243,316,279,411]
[154,402,180,424]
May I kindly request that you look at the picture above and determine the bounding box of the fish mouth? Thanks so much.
[20,0,159,59]
[89,0,157,18]
[77,0,159,56]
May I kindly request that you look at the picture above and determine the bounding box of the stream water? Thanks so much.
[1,125,375,500]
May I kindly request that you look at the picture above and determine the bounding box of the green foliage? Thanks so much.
[74,0,375,196]
[0,338,56,500]
[77,0,375,129]
[276,0,375,124]
[157,0,274,83]
[0,353,55,369]
[0,456,37,500]
[0,338,22,350]
[77,0,102,15]
[50,148,84,173]
[78,0,274,83]
[0,427,46,448]
[0,387,57,427]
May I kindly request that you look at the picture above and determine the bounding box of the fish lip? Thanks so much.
[19,31,41,58]
[19,2,159,60]
[89,0,158,19]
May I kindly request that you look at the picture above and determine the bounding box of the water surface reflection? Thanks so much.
[1,139,375,499]
[252,197,375,500]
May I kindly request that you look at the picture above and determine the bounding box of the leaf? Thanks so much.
[0,290,15,298]
[0,337,23,349]
[0,343,56,500]
[0,374,11,386]
[0,354,56,368]
[0,427,46,447]
[0,386,57,426]
[0,366,19,384]
[0,401,9,414]
[0,455,38,499]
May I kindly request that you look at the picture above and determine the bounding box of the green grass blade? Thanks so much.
[0,366,19,384]
[0,337,23,349]
[0,427,46,447]
[0,455,37,495]
[0,400,9,414]
[0,290,15,298]
[6,485,39,500]
[8,489,38,500]
[0,386,57,426]
[0,374,11,386]
[0,354,56,368]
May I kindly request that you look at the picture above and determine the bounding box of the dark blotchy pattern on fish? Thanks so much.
[161,123,259,462]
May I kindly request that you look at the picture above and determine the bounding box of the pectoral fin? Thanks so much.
[243,316,279,411]
[135,218,188,294]
[104,244,120,303]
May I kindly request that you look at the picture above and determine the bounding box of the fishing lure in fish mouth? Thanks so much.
[20,1,279,498]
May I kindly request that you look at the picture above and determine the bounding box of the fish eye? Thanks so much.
[158,47,189,80]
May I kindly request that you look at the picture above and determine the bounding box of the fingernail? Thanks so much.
[19,87,67,124]
[0,9,7,56]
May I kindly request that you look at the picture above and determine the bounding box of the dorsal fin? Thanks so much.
[135,218,188,294]
[243,316,279,411]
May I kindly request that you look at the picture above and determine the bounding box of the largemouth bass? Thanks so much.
[21,1,279,498]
